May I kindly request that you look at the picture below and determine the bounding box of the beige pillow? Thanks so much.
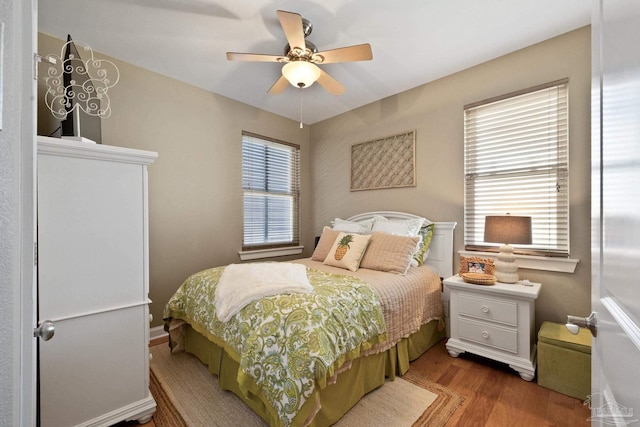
[360,232,421,275]
[323,232,371,272]
[311,226,342,261]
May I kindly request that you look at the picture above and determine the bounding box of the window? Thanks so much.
[242,132,300,251]
[464,79,569,256]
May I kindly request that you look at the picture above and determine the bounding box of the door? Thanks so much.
[590,0,640,424]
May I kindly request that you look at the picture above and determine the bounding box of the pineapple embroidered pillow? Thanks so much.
[323,232,372,272]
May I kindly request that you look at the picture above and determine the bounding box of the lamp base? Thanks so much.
[494,244,520,284]
[494,269,520,284]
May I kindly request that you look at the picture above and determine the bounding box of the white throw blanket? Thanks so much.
[214,262,313,322]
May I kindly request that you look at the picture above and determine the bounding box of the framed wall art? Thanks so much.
[350,130,416,191]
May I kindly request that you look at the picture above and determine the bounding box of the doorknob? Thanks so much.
[34,320,55,341]
[566,312,597,337]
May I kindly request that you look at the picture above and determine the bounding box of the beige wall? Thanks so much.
[37,33,312,327]
[310,26,592,329]
[38,27,591,331]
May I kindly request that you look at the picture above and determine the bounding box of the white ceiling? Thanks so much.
[38,0,591,125]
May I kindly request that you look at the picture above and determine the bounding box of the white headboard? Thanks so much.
[346,211,457,278]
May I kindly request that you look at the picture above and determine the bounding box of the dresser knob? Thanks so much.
[149,353,153,361]
[481,306,489,313]
[149,313,153,323]
[481,331,489,339]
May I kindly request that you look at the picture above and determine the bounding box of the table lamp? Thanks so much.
[484,215,532,283]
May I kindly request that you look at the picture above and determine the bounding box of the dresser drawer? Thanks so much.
[458,293,518,326]
[458,318,518,353]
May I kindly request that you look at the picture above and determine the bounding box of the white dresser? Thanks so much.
[37,136,157,426]
[443,275,541,381]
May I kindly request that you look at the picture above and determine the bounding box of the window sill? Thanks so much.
[238,246,304,261]
[459,250,579,273]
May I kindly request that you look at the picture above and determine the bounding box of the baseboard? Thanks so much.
[150,325,168,343]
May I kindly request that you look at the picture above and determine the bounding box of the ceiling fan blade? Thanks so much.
[315,43,373,64]
[316,68,345,95]
[226,52,283,62]
[268,75,290,95]
[277,10,306,51]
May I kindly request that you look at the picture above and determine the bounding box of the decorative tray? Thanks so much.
[460,272,497,286]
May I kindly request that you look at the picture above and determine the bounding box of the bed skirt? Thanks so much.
[176,320,445,427]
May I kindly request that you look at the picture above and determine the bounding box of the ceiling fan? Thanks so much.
[226,10,373,95]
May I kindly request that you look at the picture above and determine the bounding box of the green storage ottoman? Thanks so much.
[537,321,591,400]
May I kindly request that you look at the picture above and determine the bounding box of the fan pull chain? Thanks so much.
[299,88,304,129]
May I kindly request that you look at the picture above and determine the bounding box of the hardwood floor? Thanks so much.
[411,339,591,426]
[118,337,590,426]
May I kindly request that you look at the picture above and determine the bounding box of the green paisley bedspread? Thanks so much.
[163,266,387,427]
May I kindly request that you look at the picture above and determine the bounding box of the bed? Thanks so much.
[163,211,456,427]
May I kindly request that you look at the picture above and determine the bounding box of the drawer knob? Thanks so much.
[481,331,490,339]
[481,306,489,313]
[149,353,153,361]
[149,313,154,323]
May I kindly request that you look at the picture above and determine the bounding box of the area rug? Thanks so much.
[149,344,463,427]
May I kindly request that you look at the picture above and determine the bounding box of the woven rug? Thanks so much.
[149,344,463,427]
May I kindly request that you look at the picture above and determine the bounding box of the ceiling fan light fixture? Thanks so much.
[282,61,320,88]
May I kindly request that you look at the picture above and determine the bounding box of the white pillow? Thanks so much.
[332,217,375,234]
[371,215,426,236]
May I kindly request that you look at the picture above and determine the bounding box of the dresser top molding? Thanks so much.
[37,136,157,165]
[444,275,541,299]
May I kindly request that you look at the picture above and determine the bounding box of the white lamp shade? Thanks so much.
[282,61,321,88]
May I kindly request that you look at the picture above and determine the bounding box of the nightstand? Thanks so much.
[443,275,541,381]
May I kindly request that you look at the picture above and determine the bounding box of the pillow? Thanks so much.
[311,226,342,261]
[360,232,421,275]
[332,217,375,234]
[323,232,371,272]
[413,223,435,265]
[371,215,425,236]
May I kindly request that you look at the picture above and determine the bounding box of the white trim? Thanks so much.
[37,135,158,165]
[602,297,640,353]
[238,245,304,261]
[45,300,151,324]
[425,222,457,278]
[19,2,37,426]
[459,250,579,273]
[150,325,168,341]
[74,396,156,427]
[445,274,541,300]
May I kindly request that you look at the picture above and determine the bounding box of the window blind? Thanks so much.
[242,132,300,250]
[464,80,569,256]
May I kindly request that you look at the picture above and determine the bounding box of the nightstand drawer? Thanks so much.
[458,293,518,326]
[459,318,518,353]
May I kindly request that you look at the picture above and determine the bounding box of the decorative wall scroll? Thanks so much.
[350,130,416,191]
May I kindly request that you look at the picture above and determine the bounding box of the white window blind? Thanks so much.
[464,80,569,256]
[242,132,300,250]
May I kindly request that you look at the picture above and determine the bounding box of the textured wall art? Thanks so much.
[350,130,416,191]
